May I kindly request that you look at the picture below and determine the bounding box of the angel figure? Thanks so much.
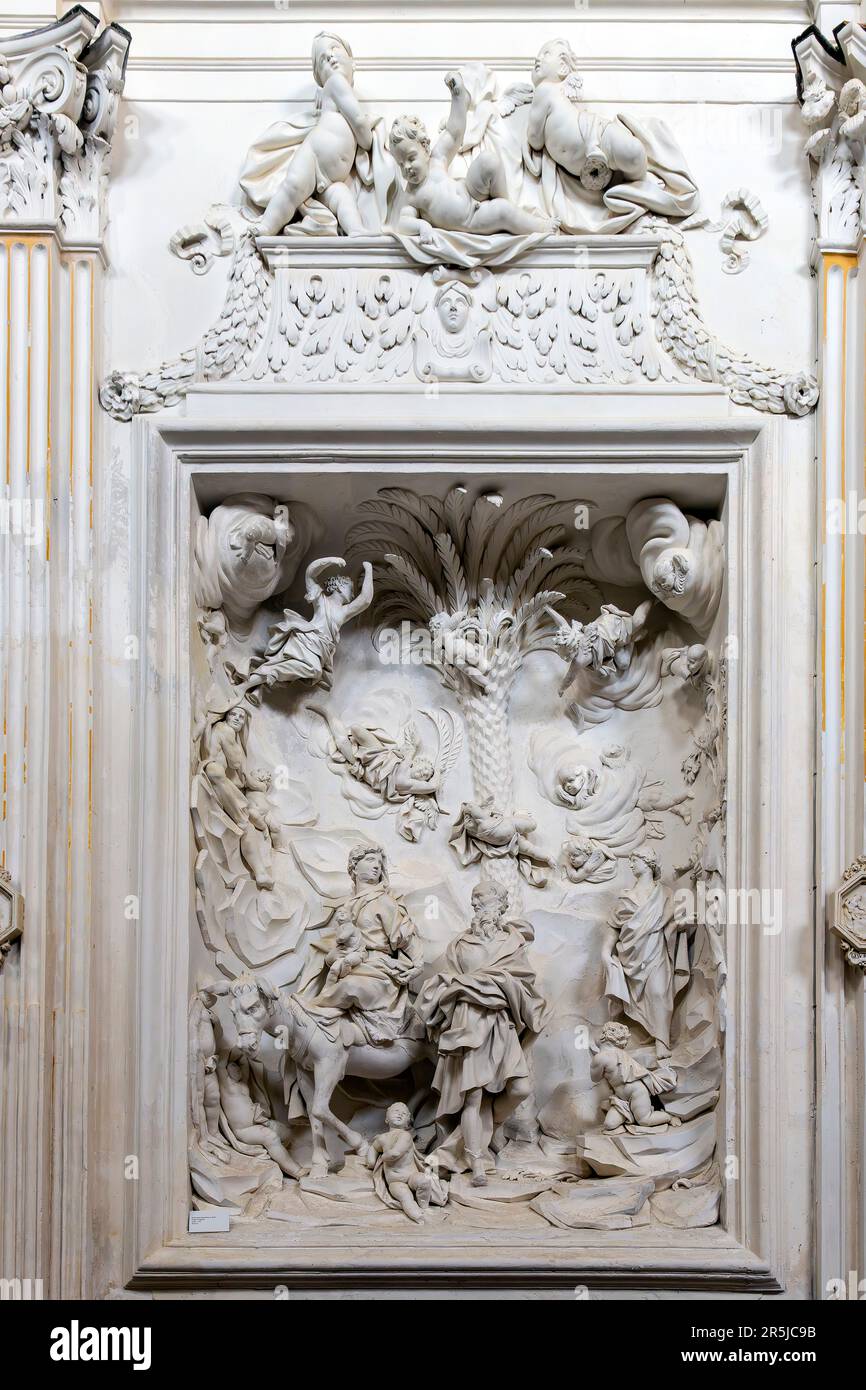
[365,1102,449,1223]
[241,32,374,237]
[548,599,653,698]
[428,610,492,693]
[589,1021,681,1132]
[531,733,692,864]
[228,557,373,700]
[189,984,230,1165]
[526,39,648,192]
[308,703,463,841]
[244,767,288,852]
[389,71,557,242]
[561,834,618,886]
[449,797,555,887]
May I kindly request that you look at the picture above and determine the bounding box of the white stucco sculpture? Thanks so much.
[450,799,554,888]
[195,705,275,890]
[228,557,374,700]
[216,1049,306,1179]
[365,1102,449,1222]
[308,702,463,841]
[509,38,700,234]
[415,881,547,1186]
[239,31,393,236]
[184,479,729,1228]
[590,1021,681,1132]
[583,499,725,635]
[530,732,692,864]
[194,495,318,640]
[603,846,690,1058]
[390,71,557,246]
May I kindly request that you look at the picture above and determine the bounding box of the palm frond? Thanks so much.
[345,522,441,584]
[376,488,443,540]
[479,494,557,587]
[442,486,469,548]
[383,553,444,616]
[464,492,503,596]
[495,503,570,587]
[435,532,469,613]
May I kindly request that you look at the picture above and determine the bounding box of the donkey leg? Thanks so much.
[296,1066,331,1179]
[309,1045,372,1165]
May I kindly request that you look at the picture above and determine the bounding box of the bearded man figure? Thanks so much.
[415,880,547,1186]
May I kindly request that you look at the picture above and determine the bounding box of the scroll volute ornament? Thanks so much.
[833,857,866,973]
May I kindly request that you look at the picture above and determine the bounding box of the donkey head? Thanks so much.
[227,972,279,1054]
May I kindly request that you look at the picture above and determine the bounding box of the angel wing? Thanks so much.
[420,707,464,781]
[499,82,534,118]
[399,720,421,761]
[564,72,584,105]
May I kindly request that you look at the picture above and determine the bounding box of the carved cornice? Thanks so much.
[99,216,819,420]
[0,6,130,245]
[793,21,866,253]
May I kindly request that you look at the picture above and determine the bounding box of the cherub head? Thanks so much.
[385,1101,413,1131]
[324,573,355,603]
[560,765,599,807]
[651,551,690,599]
[563,835,593,868]
[461,797,494,833]
[389,114,432,188]
[533,38,580,87]
[599,1020,631,1050]
[434,283,473,335]
[410,756,435,782]
[312,31,353,88]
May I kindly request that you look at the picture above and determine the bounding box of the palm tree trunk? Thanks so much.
[457,674,523,911]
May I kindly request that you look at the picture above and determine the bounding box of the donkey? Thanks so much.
[219,972,431,1179]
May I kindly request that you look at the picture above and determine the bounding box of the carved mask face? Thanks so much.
[436,287,471,334]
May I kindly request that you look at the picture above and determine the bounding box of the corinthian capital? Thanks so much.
[793,21,866,254]
[0,6,130,245]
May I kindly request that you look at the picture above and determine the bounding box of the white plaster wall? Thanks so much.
[0,0,825,1299]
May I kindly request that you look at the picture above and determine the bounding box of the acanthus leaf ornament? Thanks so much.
[99,33,817,419]
[793,22,866,252]
[0,10,129,242]
[833,857,866,974]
